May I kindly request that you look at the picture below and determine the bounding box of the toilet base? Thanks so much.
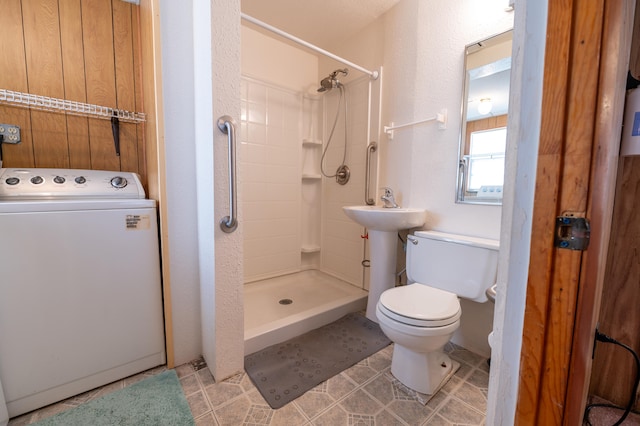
[390,344,454,395]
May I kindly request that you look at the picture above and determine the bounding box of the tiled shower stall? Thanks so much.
[240,75,377,285]
[240,74,380,353]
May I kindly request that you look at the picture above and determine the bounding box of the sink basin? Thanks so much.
[342,206,426,232]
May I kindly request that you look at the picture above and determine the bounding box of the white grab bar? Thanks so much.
[217,115,238,233]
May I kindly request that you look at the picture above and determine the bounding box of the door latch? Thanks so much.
[554,215,590,251]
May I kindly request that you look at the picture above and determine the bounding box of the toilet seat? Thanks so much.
[378,284,461,327]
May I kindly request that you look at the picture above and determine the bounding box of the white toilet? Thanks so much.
[375,230,499,395]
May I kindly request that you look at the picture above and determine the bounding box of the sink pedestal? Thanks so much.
[341,205,427,323]
[366,230,398,322]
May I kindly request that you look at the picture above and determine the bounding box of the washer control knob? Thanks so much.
[53,176,66,184]
[30,176,44,185]
[75,176,87,184]
[110,176,128,189]
[5,177,19,185]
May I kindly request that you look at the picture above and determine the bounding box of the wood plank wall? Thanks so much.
[590,156,640,411]
[589,2,640,413]
[464,114,508,154]
[630,1,640,80]
[0,0,146,187]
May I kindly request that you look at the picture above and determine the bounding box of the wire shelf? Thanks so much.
[0,89,146,123]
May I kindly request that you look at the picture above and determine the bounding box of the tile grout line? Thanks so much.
[192,368,216,422]
[357,371,418,426]
[302,358,411,424]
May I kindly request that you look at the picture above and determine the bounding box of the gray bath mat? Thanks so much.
[244,312,390,409]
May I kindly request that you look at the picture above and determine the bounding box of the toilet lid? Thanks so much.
[379,284,461,327]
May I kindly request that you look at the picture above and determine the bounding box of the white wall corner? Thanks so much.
[206,0,244,381]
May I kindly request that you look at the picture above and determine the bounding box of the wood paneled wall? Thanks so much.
[588,1,640,413]
[590,155,640,411]
[630,1,640,80]
[0,0,146,186]
[464,114,508,154]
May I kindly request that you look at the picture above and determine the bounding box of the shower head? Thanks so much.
[317,68,349,93]
[317,77,334,93]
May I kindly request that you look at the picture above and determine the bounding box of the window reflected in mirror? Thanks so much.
[457,30,512,205]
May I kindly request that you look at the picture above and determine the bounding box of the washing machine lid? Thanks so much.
[379,284,461,327]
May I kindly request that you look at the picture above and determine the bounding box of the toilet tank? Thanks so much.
[406,230,499,302]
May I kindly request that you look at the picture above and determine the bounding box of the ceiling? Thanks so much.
[240,2,512,122]
[241,0,402,50]
[467,69,511,121]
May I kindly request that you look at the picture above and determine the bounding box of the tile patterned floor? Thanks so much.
[8,343,489,426]
[184,342,489,425]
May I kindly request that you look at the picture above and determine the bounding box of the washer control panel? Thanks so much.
[0,168,146,200]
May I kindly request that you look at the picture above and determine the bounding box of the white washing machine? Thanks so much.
[0,168,165,418]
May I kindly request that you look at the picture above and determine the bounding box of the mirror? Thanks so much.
[456,30,512,205]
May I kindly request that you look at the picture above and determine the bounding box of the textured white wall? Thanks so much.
[397,0,512,356]
[382,0,513,240]
[161,0,244,377]
[204,0,244,380]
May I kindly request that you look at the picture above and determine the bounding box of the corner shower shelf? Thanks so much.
[302,139,323,147]
[302,173,322,180]
[301,245,321,253]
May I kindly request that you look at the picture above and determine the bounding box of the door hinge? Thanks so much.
[554,214,590,251]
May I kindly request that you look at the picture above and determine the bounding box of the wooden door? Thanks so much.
[515,0,635,423]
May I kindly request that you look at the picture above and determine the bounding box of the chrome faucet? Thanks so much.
[381,187,399,208]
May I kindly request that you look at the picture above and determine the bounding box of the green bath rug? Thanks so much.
[32,370,194,426]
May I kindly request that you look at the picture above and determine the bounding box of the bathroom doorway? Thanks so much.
[512,0,636,423]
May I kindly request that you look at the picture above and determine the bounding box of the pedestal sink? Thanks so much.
[342,206,427,323]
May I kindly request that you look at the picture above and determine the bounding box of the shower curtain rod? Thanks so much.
[241,13,379,80]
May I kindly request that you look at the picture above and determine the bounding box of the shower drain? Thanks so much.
[279,298,293,305]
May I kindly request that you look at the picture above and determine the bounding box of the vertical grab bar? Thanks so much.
[217,115,238,233]
[365,141,377,205]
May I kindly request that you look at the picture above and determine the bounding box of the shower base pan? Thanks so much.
[244,269,367,355]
